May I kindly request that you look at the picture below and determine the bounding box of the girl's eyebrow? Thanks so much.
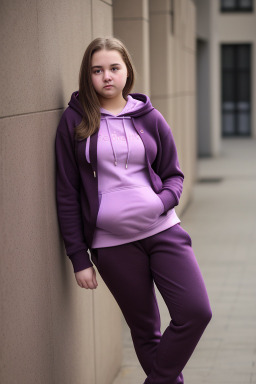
[91,63,121,69]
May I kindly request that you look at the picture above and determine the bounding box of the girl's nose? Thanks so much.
[103,71,112,81]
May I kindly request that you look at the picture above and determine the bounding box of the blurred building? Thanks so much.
[195,0,256,156]
[4,1,254,384]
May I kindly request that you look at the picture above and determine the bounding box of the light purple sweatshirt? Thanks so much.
[86,95,180,248]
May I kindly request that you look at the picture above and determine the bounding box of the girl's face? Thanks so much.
[91,49,128,104]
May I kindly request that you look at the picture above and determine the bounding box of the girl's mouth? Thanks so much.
[104,85,113,89]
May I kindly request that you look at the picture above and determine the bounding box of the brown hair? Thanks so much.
[76,37,135,140]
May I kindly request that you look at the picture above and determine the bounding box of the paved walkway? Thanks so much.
[112,138,256,384]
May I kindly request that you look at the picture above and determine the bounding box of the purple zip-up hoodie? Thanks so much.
[55,91,184,273]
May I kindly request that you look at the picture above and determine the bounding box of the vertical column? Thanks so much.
[113,0,150,94]
[149,0,197,212]
[92,0,113,38]
[209,0,221,156]
[149,0,174,118]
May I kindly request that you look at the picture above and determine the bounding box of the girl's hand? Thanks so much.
[75,267,98,289]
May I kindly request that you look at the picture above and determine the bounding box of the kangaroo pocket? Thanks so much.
[96,186,165,236]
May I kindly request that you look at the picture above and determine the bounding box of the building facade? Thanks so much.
[0,1,196,383]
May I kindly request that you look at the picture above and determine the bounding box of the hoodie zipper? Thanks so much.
[85,135,97,178]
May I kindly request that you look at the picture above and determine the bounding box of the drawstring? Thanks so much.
[87,115,132,174]
[106,118,118,166]
[122,118,130,169]
[105,117,130,169]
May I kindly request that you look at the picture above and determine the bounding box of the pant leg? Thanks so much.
[92,242,162,375]
[142,224,212,384]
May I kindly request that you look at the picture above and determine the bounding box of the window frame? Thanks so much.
[221,43,252,136]
[220,0,254,13]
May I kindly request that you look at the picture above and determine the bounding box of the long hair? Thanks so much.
[76,37,135,140]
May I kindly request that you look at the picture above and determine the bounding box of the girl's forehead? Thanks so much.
[91,49,124,65]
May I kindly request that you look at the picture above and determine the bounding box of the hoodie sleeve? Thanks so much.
[55,113,93,273]
[154,112,184,212]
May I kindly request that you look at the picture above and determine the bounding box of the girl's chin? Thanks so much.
[98,92,122,101]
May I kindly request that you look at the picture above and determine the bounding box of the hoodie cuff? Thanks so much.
[158,189,177,213]
[69,250,93,273]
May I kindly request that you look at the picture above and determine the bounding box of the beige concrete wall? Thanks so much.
[195,0,210,40]
[149,0,197,213]
[0,1,122,384]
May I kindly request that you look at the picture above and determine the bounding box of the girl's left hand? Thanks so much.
[75,267,98,289]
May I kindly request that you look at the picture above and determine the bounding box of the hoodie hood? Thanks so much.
[70,91,155,171]
[68,91,154,118]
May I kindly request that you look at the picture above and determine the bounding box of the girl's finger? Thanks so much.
[86,279,96,289]
[83,281,89,289]
[92,271,98,288]
[77,279,86,289]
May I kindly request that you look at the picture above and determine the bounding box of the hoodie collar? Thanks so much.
[68,91,154,118]
[100,95,145,117]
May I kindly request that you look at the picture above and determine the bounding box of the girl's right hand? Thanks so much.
[75,267,98,289]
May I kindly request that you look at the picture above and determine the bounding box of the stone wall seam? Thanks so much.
[100,0,112,6]
[0,108,65,121]
[44,155,56,384]
[151,91,195,99]
[149,10,170,16]
[114,16,149,22]
[91,0,94,38]
[92,290,97,384]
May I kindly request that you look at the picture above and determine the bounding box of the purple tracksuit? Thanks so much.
[55,92,212,384]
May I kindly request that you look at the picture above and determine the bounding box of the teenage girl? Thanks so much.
[55,37,212,384]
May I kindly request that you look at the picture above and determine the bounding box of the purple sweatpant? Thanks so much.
[91,224,212,384]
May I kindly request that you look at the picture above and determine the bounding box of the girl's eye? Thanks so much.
[93,69,102,74]
[111,67,118,72]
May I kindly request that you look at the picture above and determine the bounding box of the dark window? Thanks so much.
[221,44,251,136]
[221,0,253,12]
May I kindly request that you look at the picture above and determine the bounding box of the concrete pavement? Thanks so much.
[111,138,256,384]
